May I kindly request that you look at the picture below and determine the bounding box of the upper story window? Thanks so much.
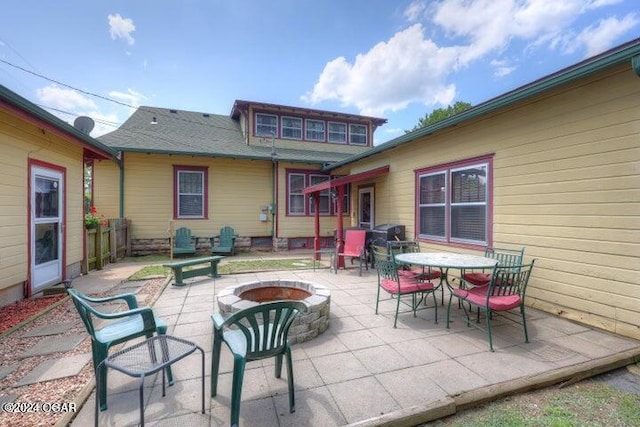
[281,116,302,139]
[174,165,208,219]
[328,122,347,143]
[256,113,277,136]
[305,119,325,141]
[416,156,491,247]
[349,124,367,145]
[253,112,370,146]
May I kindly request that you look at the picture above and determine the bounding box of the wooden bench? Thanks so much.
[163,256,224,287]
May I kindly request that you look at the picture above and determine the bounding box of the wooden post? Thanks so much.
[96,224,103,270]
[109,219,117,263]
[125,219,132,257]
[168,220,175,260]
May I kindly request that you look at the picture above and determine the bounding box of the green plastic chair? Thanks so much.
[67,288,173,410]
[210,226,236,255]
[372,247,439,328]
[447,260,536,351]
[173,227,196,255]
[211,301,307,427]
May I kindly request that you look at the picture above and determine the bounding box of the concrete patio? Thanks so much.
[68,259,640,426]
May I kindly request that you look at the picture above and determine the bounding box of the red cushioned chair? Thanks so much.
[462,247,525,286]
[447,260,536,351]
[387,240,443,303]
[372,247,439,327]
[337,229,368,276]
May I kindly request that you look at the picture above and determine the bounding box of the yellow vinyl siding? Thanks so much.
[339,64,640,339]
[0,110,85,292]
[121,154,273,239]
[92,159,120,219]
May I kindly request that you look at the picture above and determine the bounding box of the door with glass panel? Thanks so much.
[31,166,63,293]
[358,187,374,229]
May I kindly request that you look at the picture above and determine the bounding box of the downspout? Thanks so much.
[118,152,125,218]
[270,134,277,238]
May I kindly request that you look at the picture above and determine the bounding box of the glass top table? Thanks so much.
[395,252,499,270]
[96,335,204,427]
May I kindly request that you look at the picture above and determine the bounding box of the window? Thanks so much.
[328,122,347,143]
[417,157,490,246]
[281,116,302,139]
[174,166,208,219]
[349,124,367,145]
[288,173,306,215]
[255,113,277,136]
[286,170,350,216]
[306,119,325,141]
[309,175,330,214]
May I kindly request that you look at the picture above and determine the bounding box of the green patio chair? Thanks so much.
[67,288,173,410]
[211,300,307,427]
[387,240,443,303]
[173,227,196,256]
[210,225,236,255]
[447,260,536,351]
[462,246,525,286]
[372,247,439,328]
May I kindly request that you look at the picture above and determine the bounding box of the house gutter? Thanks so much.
[323,37,640,172]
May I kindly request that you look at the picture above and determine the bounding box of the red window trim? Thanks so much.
[414,154,494,249]
[285,169,349,217]
[173,165,209,219]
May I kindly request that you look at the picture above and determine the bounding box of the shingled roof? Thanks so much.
[98,106,359,164]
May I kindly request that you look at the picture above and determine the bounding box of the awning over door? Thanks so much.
[302,165,390,194]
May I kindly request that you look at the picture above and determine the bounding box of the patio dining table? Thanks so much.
[394,252,499,299]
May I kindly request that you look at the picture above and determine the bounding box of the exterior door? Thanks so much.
[31,165,64,294]
[358,187,374,229]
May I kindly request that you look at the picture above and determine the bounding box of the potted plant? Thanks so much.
[85,206,107,229]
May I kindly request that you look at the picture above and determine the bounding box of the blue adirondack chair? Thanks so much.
[173,227,196,256]
[210,226,236,255]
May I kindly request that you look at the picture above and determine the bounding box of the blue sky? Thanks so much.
[1,1,638,143]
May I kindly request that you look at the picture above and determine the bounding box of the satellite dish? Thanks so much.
[73,116,95,134]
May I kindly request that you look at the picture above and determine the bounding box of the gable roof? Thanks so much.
[0,84,118,161]
[99,106,363,164]
[324,37,640,171]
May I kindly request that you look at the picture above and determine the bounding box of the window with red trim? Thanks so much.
[174,166,208,219]
[416,156,491,246]
[286,170,349,216]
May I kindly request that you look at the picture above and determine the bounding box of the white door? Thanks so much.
[358,187,374,229]
[31,166,63,293]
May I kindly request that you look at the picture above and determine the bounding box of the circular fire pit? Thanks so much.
[217,279,330,343]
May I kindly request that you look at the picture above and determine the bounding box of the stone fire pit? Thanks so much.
[216,279,330,343]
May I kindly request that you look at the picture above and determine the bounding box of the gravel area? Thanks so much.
[0,277,167,427]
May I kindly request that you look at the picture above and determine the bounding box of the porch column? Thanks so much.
[313,192,321,260]
[336,185,345,269]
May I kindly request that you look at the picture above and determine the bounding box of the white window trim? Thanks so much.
[281,116,303,140]
[255,113,278,137]
[305,119,326,142]
[288,172,306,216]
[177,169,205,219]
[328,121,347,144]
[349,124,367,145]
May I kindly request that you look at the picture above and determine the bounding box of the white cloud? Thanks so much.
[108,88,146,108]
[490,59,517,77]
[108,13,135,45]
[36,85,97,111]
[302,24,459,116]
[404,0,427,22]
[35,84,132,137]
[305,0,637,117]
[576,14,639,57]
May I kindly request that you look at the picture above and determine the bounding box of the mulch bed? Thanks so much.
[0,295,66,334]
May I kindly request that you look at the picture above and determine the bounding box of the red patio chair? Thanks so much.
[337,229,368,276]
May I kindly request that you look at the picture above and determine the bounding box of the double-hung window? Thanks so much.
[174,166,208,219]
[256,113,277,136]
[417,156,491,246]
[288,173,306,215]
[281,116,302,139]
[328,122,347,143]
[306,119,325,141]
[349,124,367,145]
[309,175,330,214]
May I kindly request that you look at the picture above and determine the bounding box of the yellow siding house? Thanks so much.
[0,85,118,305]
